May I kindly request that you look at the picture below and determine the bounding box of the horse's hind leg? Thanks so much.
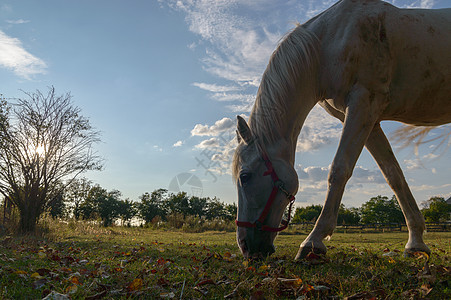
[365,124,430,256]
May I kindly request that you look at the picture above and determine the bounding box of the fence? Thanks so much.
[424,222,451,232]
[292,222,451,232]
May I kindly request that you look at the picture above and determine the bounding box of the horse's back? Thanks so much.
[384,6,451,125]
[307,0,451,125]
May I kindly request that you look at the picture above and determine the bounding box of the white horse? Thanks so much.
[233,0,451,259]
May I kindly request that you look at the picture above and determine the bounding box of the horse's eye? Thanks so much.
[240,172,251,185]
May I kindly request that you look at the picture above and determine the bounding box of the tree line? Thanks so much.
[7,179,449,230]
[42,178,237,227]
[292,195,450,225]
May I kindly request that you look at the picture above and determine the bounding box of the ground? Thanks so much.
[0,222,449,299]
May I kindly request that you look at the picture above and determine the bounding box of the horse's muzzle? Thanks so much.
[238,227,275,259]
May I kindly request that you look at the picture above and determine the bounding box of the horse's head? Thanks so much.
[233,116,298,259]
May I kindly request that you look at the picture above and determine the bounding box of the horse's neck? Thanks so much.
[249,24,321,164]
[250,92,317,164]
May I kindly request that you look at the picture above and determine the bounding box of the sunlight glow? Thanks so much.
[35,145,45,156]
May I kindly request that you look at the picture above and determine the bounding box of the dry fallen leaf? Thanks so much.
[160,291,175,298]
[127,278,143,292]
[278,277,303,289]
[30,272,42,279]
[65,284,78,294]
[258,265,269,272]
[196,279,215,286]
[345,288,386,300]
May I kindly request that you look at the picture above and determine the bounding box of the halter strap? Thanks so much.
[235,146,296,232]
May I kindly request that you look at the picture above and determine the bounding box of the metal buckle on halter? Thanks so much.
[275,180,292,199]
[274,180,284,189]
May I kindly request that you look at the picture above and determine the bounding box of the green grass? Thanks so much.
[0,222,450,299]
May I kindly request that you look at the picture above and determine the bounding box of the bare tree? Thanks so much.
[0,87,102,233]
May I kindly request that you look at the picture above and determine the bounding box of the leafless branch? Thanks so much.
[0,87,103,231]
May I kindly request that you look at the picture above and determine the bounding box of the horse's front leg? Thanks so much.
[295,86,385,260]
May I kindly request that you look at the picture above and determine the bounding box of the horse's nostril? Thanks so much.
[242,239,248,252]
[269,244,275,255]
[238,238,249,256]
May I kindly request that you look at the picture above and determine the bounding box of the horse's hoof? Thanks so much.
[295,245,326,260]
[403,247,431,258]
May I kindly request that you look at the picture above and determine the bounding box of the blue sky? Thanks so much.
[1,0,450,209]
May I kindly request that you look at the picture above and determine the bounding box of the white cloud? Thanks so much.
[348,166,386,186]
[411,183,451,192]
[297,106,342,152]
[190,116,238,175]
[6,19,30,24]
[297,165,329,181]
[423,153,439,160]
[211,92,253,102]
[0,30,47,79]
[304,0,336,19]
[163,0,284,96]
[191,117,234,136]
[173,140,183,147]
[226,102,254,113]
[403,152,440,170]
[153,145,163,152]
[193,82,242,93]
[195,137,220,149]
[400,0,435,9]
[295,164,386,202]
[194,135,238,175]
[404,158,421,170]
[191,124,210,136]
[296,165,385,184]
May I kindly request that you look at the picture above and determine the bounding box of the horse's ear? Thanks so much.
[236,116,253,144]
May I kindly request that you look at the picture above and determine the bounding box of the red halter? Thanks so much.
[235,147,296,232]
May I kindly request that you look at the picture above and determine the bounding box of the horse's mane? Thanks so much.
[232,25,319,180]
[249,24,320,145]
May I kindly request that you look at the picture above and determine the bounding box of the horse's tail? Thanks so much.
[391,125,451,155]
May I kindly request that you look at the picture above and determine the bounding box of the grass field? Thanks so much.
[0,222,449,299]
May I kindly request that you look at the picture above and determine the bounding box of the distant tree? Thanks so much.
[117,198,136,226]
[421,196,450,222]
[138,189,167,223]
[136,189,237,225]
[97,189,121,227]
[0,88,102,232]
[165,192,190,216]
[206,197,226,220]
[292,205,323,224]
[337,204,360,225]
[77,194,97,221]
[77,185,121,226]
[65,178,92,220]
[360,195,404,224]
[188,196,207,217]
[45,190,66,219]
[224,202,237,221]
